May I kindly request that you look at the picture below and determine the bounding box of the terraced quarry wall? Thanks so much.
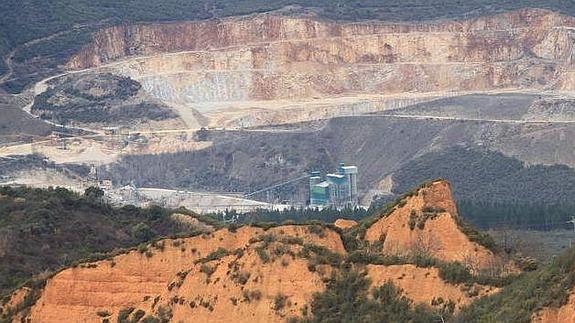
[68,9,575,107]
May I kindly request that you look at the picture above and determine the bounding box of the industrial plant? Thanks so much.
[309,163,358,208]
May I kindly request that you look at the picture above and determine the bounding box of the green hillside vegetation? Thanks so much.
[0,155,89,179]
[392,146,575,229]
[215,206,372,225]
[0,185,217,296]
[457,246,575,322]
[2,0,575,92]
[298,270,444,322]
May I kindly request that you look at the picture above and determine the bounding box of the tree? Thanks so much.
[131,222,156,241]
[84,186,104,201]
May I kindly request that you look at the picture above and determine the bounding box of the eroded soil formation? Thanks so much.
[1,180,504,323]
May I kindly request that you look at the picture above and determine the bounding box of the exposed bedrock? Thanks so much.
[66,9,575,109]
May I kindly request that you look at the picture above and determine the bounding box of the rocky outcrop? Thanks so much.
[334,219,358,229]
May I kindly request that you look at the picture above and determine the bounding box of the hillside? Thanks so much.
[102,115,575,227]
[392,146,575,228]
[364,181,498,269]
[1,180,517,322]
[459,246,575,322]
[57,9,575,127]
[31,73,181,128]
[0,95,53,144]
[0,185,217,296]
[3,7,575,231]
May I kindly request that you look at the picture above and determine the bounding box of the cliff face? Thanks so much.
[67,9,575,107]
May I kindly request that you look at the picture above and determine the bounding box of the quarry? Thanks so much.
[4,3,575,322]
[4,8,575,213]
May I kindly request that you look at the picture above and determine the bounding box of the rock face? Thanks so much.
[68,9,575,106]
[365,180,498,269]
[57,8,575,129]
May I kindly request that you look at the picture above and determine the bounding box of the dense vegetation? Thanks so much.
[393,146,575,229]
[300,270,445,323]
[2,0,575,92]
[214,206,373,225]
[458,200,575,230]
[0,185,213,296]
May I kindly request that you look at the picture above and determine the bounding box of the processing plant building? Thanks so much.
[309,163,358,208]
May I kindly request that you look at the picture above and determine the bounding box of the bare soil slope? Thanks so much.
[365,181,498,269]
[24,225,343,323]
[4,214,503,322]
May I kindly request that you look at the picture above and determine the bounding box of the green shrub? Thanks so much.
[132,222,156,241]
[200,264,217,277]
[273,293,288,311]
[515,256,539,272]
[227,223,240,233]
[307,225,326,238]
[233,248,245,258]
[232,271,251,285]
[412,254,437,268]
[195,248,229,264]
[117,307,135,323]
[242,289,262,303]
[273,244,290,256]
[397,199,407,208]
[438,262,472,284]
[96,310,111,317]
[458,247,575,322]
[408,211,417,230]
[131,309,146,322]
[454,216,497,252]
[305,269,437,322]
[299,244,342,267]
[282,236,304,245]
[141,316,160,323]
[256,247,270,263]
